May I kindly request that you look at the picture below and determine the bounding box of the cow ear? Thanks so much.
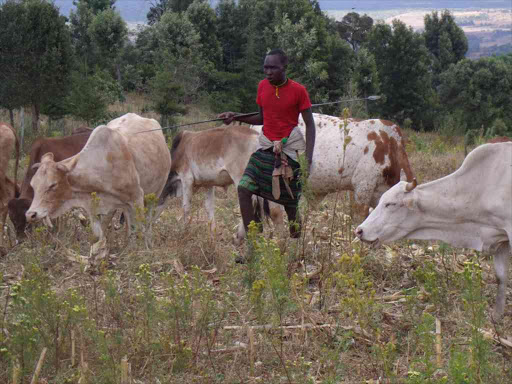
[41,152,55,163]
[31,162,41,171]
[57,155,79,173]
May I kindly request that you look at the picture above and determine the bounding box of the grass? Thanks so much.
[0,101,511,383]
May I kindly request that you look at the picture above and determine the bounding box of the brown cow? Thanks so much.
[0,122,20,247]
[8,130,92,239]
[487,136,512,144]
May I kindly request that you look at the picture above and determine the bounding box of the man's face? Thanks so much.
[263,54,286,85]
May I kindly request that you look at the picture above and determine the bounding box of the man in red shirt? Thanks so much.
[219,49,316,241]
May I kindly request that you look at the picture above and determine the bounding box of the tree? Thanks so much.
[0,0,73,133]
[423,10,468,80]
[438,56,512,133]
[146,0,199,25]
[336,12,373,51]
[366,20,434,129]
[185,1,221,67]
[352,47,380,115]
[66,65,121,124]
[149,69,186,128]
[153,11,213,104]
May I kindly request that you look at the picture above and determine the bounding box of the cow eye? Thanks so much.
[384,202,395,208]
[48,183,57,191]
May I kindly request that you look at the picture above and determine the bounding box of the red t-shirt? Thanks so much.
[256,78,312,141]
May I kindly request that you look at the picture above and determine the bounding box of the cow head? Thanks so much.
[355,179,420,246]
[26,153,78,224]
[8,198,33,239]
[158,171,182,205]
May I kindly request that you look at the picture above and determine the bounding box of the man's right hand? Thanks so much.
[218,112,237,125]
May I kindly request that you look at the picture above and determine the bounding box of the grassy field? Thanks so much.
[0,100,511,383]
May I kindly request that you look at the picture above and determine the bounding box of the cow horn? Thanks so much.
[405,178,417,192]
[41,152,55,163]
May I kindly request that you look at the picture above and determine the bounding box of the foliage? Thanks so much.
[0,0,73,131]
[146,0,200,25]
[66,65,121,124]
[149,69,186,126]
[438,55,512,132]
[424,10,468,82]
[366,20,435,129]
[335,12,373,51]
[88,8,127,65]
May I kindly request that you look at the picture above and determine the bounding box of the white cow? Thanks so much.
[356,142,512,318]
[26,113,171,261]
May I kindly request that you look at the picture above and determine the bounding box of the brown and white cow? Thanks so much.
[157,125,284,237]
[8,129,92,239]
[250,113,414,211]
[26,113,171,260]
[356,142,512,318]
[0,122,20,247]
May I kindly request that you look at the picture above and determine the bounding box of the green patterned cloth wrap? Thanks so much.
[238,148,302,208]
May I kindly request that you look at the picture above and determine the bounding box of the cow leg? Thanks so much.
[88,213,108,266]
[181,182,193,226]
[0,204,6,248]
[205,187,216,232]
[493,242,510,319]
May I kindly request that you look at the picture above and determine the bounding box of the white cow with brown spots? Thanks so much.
[356,142,512,319]
[26,113,171,261]
[0,122,19,247]
[255,113,414,209]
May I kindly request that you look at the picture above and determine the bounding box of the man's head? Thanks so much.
[264,49,288,86]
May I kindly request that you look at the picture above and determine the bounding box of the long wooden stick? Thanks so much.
[30,347,47,384]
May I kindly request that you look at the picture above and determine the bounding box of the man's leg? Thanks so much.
[284,204,301,238]
[237,185,262,236]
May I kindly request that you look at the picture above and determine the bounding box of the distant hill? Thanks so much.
[54,0,511,23]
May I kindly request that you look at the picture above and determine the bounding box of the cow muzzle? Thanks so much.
[354,227,380,248]
[26,211,54,228]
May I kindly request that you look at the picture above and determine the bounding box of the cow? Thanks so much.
[8,130,92,240]
[159,113,413,244]
[0,122,20,247]
[292,114,414,208]
[355,142,512,319]
[26,113,171,261]
[487,136,512,144]
[157,125,285,239]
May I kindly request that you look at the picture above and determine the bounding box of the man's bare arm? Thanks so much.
[218,106,264,126]
[301,108,315,171]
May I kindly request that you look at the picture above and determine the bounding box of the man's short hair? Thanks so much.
[266,49,288,66]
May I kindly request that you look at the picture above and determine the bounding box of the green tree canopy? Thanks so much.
[336,12,373,51]
[366,20,434,129]
[146,0,200,25]
[438,56,512,133]
[423,10,468,79]
[0,0,73,132]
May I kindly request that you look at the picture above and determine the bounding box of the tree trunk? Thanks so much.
[8,109,14,128]
[31,104,40,133]
[20,107,25,151]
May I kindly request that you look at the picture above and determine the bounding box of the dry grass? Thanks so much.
[0,107,511,383]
